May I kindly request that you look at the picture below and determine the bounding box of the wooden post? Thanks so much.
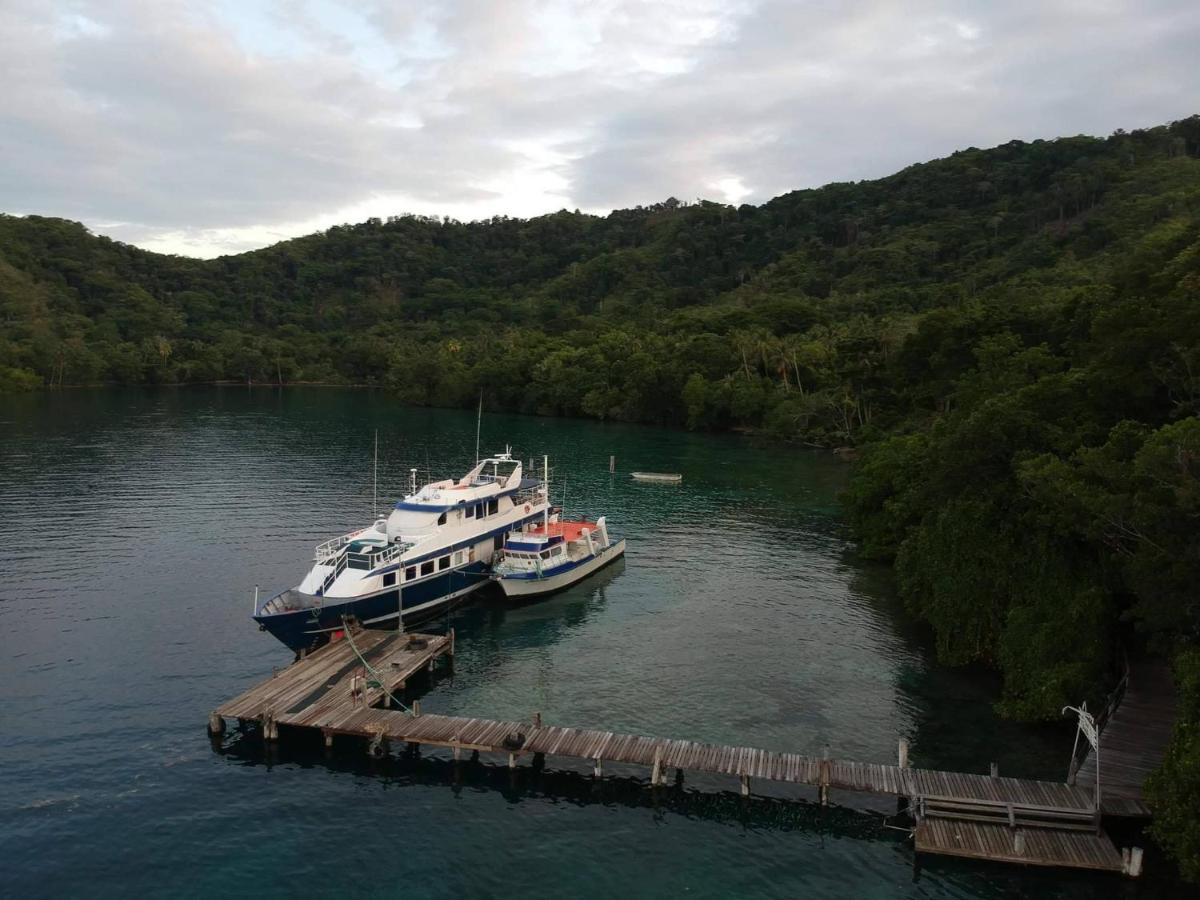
[533,711,542,729]
[990,761,999,779]
[593,757,603,777]
[508,752,517,769]
[453,744,462,762]
[819,745,830,806]
[324,732,334,749]
[651,746,663,786]
[897,738,909,769]
[740,773,750,797]
[208,712,226,736]
[412,700,421,717]
[1013,831,1025,857]
[609,455,615,473]
[1127,847,1144,877]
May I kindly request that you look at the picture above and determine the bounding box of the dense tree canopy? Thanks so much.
[4,115,1200,876]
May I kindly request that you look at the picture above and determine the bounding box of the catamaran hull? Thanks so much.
[255,562,490,654]
[495,540,626,599]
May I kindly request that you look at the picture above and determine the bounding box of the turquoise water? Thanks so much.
[0,388,1181,897]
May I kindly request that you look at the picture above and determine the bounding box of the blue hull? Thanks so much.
[255,562,490,654]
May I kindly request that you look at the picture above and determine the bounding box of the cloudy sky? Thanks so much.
[2,0,1198,258]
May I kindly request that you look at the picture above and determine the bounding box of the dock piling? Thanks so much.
[819,745,830,806]
[208,712,225,736]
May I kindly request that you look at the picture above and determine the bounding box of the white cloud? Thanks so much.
[1,0,1197,257]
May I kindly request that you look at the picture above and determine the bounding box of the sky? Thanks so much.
[1,0,1198,258]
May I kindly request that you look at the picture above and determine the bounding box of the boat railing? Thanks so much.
[347,541,412,572]
[514,486,543,505]
[317,552,348,595]
[314,529,368,563]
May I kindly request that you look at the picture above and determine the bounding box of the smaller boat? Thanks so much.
[631,471,682,484]
[492,517,625,599]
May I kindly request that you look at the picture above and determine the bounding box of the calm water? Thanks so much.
[0,389,1178,898]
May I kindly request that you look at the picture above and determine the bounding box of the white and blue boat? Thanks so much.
[491,460,625,600]
[254,450,547,654]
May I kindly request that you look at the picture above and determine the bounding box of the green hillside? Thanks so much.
[4,115,1200,877]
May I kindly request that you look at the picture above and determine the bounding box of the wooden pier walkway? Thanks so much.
[1072,659,1177,818]
[212,628,454,741]
[210,629,1166,877]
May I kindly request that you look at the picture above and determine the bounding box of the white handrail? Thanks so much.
[314,528,368,562]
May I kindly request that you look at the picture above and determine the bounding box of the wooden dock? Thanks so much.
[211,628,454,743]
[210,628,1160,878]
[913,819,1126,872]
[1072,660,1178,818]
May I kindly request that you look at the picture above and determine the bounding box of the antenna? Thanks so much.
[543,455,549,531]
[373,429,378,519]
[474,389,483,465]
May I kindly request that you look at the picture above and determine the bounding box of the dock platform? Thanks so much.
[914,819,1126,872]
[1073,660,1177,818]
[211,627,453,741]
[211,629,1168,878]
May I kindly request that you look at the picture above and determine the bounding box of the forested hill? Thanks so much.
[4,116,1200,873]
[0,117,1195,436]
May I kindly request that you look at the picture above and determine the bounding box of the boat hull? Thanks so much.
[255,562,490,654]
[496,540,626,599]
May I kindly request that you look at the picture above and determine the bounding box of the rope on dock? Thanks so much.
[340,616,413,714]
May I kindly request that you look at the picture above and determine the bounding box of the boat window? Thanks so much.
[476,503,484,518]
[488,499,499,516]
[437,512,447,525]
[405,566,416,581]
[420,561,434,576]
[438,556,450,571]
[383,572,396,587]
[465,506,474,518]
